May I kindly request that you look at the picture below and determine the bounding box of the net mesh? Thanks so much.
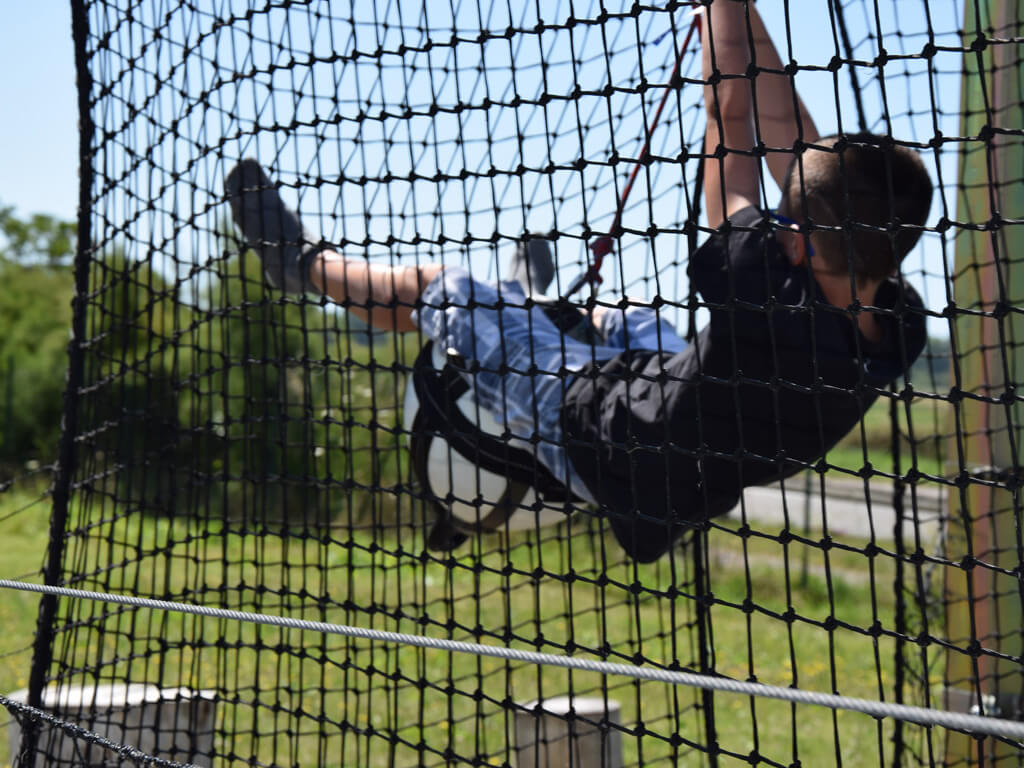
[2,0,1022,766]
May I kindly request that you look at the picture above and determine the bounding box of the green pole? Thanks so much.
[946,0,1024,763]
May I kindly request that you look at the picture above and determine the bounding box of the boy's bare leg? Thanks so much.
[308,253,443,333]
[311,233,556,332]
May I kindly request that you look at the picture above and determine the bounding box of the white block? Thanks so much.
[515,696,622,768]
[7,683,215,767]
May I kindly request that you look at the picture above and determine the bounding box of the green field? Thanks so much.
[0,473,945,768]
[0,330,951,766]
[0,481,53,768]
[828,393,950,479]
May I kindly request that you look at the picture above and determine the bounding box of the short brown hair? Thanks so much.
[779,133,933,283]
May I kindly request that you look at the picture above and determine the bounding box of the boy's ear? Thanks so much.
[777,227,807,266]
[790,235,807,266]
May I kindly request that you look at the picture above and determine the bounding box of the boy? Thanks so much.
[226,1,932,562]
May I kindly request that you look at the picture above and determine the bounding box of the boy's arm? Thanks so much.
[702,0,760,229]
[746,3,821,189]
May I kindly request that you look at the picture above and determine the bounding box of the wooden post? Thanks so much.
[515,696,623,768]
[946,0,1024,763]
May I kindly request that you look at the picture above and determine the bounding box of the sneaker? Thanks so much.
[225,159,320,293]
[506,233,555,297]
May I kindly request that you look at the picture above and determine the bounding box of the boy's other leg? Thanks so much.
[226,159,442,333]
[226,159,320,294]
[506,236,554,297]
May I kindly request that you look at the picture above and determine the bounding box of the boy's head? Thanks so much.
[778,133,933,284]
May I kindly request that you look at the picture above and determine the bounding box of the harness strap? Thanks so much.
[409,342,577,543]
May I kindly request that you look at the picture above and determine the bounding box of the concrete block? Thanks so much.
[515,696,622,768]
[6,683,215,767]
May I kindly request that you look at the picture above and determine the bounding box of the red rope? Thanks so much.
[570,13,700,296]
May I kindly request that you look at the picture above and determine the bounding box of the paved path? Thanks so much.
[724,476,947,545]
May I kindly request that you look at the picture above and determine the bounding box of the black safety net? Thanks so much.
[3,1,1022,767]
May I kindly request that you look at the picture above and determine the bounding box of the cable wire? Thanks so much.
[3,578,1021,742]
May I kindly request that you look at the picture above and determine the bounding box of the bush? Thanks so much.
[0,260,73,473]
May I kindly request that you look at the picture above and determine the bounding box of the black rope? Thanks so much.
[20,1,95,765]
[3,693,197,768]
[20,2,1021,766]
[831,0,870,133]
[692,529,721,768]
[891,386,907,767]
[687,155,705,343]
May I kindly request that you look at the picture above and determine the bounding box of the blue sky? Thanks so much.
[0,3,78,220]
[1,2,965,336]
[0,2,963,217]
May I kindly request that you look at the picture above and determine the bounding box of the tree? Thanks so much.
[0,203,77,472]
[0,204,75,266]
[0,260,74,470]
[0,205,78,474]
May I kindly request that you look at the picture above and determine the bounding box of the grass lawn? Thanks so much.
[827,394,951,479]
[0,475,942,768]
[0,480,52,768]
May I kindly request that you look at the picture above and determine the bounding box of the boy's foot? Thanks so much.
[507,234,554,297]
[225,159,321,294]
